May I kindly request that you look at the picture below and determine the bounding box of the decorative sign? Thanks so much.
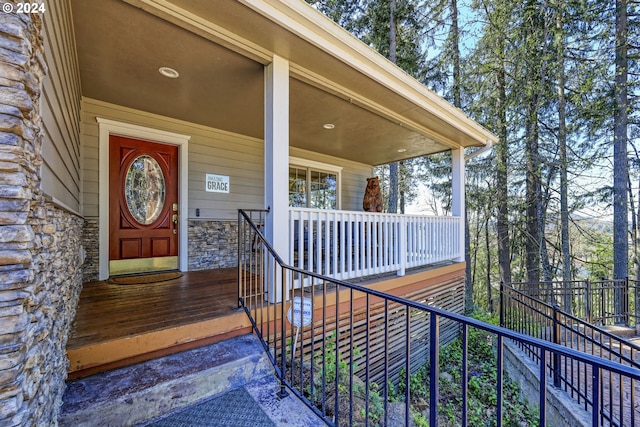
[205,174,230,193]
[287,297,313,327]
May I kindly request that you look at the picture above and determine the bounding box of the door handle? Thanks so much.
[172,214,178,234]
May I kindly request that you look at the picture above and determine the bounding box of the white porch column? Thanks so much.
[451,148,465,262]
[264,55,289,302]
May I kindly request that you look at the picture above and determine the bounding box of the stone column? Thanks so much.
[0,12,83,426]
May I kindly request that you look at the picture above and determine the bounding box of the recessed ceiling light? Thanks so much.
[397,148,407,153]
[323,123,335,129]
[159,67,179,78]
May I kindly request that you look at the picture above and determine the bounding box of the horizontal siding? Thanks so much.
[41,0,82,212]
[81,99,374,220]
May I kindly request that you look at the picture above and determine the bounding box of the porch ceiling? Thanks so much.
[71,0,496,166]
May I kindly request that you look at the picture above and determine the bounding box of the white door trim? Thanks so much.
[97,118,191,280]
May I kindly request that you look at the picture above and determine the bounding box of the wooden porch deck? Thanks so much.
[67,268,253,379]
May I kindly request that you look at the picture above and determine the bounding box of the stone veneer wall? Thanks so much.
[0,14,84,426]
[188,220,238,270]
[80,219,240,281]
[81,219,99,282]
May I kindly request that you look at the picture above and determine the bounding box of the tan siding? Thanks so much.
[41,0,82,212]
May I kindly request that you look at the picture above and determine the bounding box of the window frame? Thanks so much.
[289,157,342,210]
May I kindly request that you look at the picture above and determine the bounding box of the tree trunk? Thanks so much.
[613,0,628,322]
[637,177,640,282]
[525,96,540,284]
[447,0,473,311]
[451,0,461,109]
[524,0,541,285]
[399,160,405,214]
[495,31,512,286]
[485,212,493,311]
[557,0,572,312]
[388,0,399,214]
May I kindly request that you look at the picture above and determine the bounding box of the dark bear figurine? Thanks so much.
[363,177,383,212]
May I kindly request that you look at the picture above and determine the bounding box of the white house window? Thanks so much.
[289,157,342,209]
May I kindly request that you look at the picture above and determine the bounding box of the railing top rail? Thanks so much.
[503,283,640,354]
[509,278,635,286]
[288,206,460,220]
[510,280,587,287]
[239,209,640,379]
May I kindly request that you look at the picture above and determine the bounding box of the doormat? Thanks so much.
[108,272,182,285]
[146,387,275,427]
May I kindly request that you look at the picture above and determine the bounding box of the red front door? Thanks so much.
[109,135,179,275]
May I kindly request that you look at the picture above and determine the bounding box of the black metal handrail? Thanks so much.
[239,210,640,426]
[509,278,640,326]
[501,282,640,426]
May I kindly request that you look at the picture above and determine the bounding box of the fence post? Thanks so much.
[563,280,573,315]
[499,281,505,328]
[624,277,630,326]
[397,216,406,277]
[585,279,592,324]
[551,305,561,388]
[635,279,640,328]
[636,281,640,333]
[601,277,606,326]
[278,264,289,398]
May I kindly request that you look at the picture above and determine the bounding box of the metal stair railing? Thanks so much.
[509,278,640,327]
[501,282,640,426]
[239,210,640,426]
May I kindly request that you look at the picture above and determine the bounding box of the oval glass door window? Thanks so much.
[125,155,166,224]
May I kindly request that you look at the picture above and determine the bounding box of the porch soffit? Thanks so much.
[71,0,497,166]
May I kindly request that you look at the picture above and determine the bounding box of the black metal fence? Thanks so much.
[510,278,640,327]
[239,210,640,426]
[501,283,640,426]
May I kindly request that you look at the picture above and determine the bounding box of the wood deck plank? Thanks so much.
[68,268,241,350]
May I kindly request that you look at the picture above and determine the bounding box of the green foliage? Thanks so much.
[308,331,383,425]
[320,331,352,385]
[413,412,429,427]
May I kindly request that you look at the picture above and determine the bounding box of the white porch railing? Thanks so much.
[288,208,462,283]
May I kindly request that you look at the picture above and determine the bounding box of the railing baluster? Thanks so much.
[383,299,389,427]
[429,312,439,427]
[593,365,600,427]
[405,306,411,427]
[539,349,547,426]
[398,216,406,276]
[497,334,503,427]
[322,272,327,417]
[334,284,340,425]
[279,262,288,398]
[349,288,354,427]
[461,324,468,427]
[364,294,370,425]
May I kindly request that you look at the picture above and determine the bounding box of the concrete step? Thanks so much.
[59,334,285,426]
